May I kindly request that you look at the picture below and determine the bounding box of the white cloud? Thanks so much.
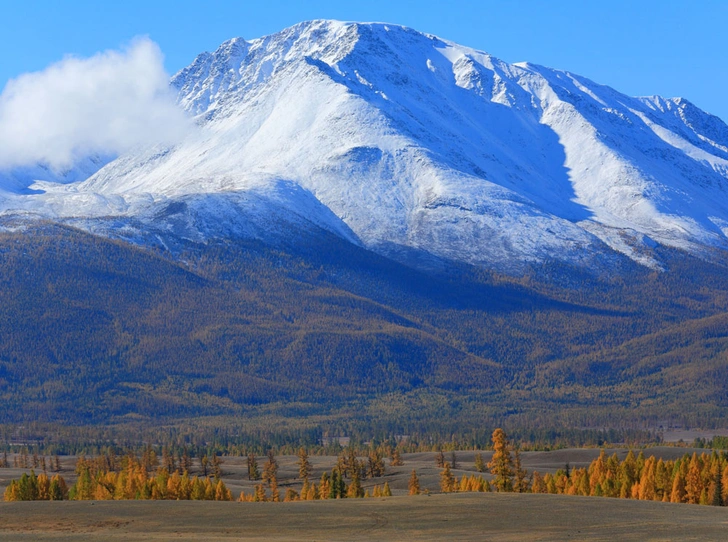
[0,37,190,171]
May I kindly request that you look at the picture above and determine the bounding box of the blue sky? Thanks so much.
[1,0,727,121]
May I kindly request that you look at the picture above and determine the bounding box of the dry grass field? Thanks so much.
[1,493,728,541]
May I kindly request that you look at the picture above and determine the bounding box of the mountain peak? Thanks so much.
[4,21,728,274]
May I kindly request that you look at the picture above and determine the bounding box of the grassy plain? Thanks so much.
[2,493,728,541]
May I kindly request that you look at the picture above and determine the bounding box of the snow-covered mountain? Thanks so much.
[3,20,728,272]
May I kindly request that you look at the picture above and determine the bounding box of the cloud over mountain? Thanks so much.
[0,37,190,171]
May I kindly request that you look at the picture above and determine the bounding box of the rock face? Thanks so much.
[3,20,728,272]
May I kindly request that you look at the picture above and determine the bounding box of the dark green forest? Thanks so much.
[1,221,728,444]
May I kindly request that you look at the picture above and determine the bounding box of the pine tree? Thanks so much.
[382,481,392,497]
[710,465,723,506]
[200,455,209,477]
[247,453,260,481]
[73,465,94,500]
[655,458,670,500]
[671,469,687,503]
[638,457,657,501]
[319,472,331,500]
[450,451,458,470]
[513,449,528,493]
[211,455,222,480]
[49,475,67,500]
[4,480,19,501]
[531,472,546,494]
[181,447,192,473]
[440,462,455,493]
[284,488,299,502]
[390,448,404,467]
[298,448,312,482]
[435,450,445,468]
[474,452,486,473]
[329,469,340,499]
[685,453,703,504]
[488,428,514,492]
[191,477,206,500]
[263,450,278,486]
[408,469,421,495]
[368,451,385,478]
[347,448,358,479]
[254,483,267,502]
[347,468,363,498]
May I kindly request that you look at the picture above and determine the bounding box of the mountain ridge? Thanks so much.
[2,20,728,274]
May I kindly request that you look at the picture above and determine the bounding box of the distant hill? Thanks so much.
[1,223,727,436]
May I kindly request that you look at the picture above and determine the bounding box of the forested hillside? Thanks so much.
[1,223,728,439]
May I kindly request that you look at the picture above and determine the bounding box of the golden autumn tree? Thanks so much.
[488,428,514,492]
[408,469,421,495]
[298,448,312,482]
[474,452,486,473]
[262,450,278,486]
[390,448,404,467]
[685,453,703,505]
[440,462,455,493]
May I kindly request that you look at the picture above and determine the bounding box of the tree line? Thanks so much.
[6,429,728,507]
[432,429,728,507]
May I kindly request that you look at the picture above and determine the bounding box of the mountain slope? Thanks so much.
[2,21,728,272]
[2,224,728,431]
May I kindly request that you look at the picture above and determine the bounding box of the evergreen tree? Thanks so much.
[474,452,486,473]
[390,448,404,467]
[685,453,703,504]
[247,453,260,481]
[298,448,312,482]
[329,469,340,499]
[488,428,514,492]
[347,448,358,478]
[710,466,723,506]
[190,478,206,500]
[200,455,209,477]
[263,450,279,485]
[435,450,445,468]
[513,449,528,493]
[72,465,94,500]
[284,488,299,502]
[254,483,267,502]
[638,457,657,501]
[531,472,546,494]
[368,451,385,478]
[671,469,687,503]
[408,469,421,495]
[181,447,192,473]
[440,462,455,493]
[4,480,19,501]
[655,458,670,500]
[319,472,331,500]
[347,468,363,498]
[211,455,222,480]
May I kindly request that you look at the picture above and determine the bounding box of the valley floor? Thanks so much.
[1,493,727,541]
